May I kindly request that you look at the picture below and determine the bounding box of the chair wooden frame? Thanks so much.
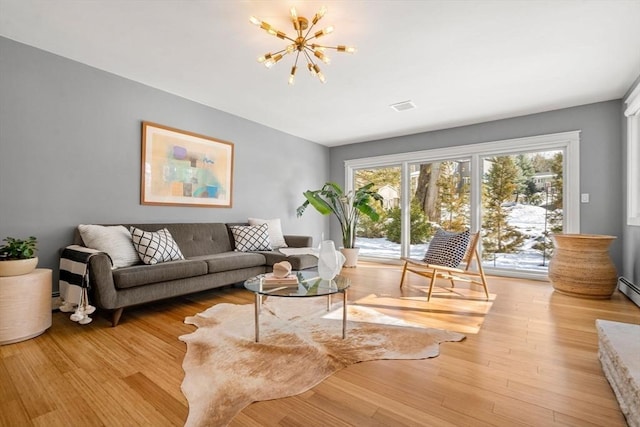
[399,232,489,301]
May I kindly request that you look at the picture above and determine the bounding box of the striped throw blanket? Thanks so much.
[59,245,111,325]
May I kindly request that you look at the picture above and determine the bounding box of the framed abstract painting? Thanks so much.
[141,122,234,207]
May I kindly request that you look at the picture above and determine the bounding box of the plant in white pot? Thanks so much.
[297,182,383,267]
[0,236,38,276]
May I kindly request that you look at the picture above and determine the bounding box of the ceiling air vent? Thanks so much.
[390,100,416,112]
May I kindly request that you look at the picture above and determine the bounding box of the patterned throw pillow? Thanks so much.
[422,229,470,268]
[230,223,272,252]
[130,227,185,265]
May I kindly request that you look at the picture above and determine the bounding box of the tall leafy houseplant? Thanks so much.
[296,182,383,249]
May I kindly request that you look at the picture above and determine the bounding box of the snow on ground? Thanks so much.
[357,203,552,272]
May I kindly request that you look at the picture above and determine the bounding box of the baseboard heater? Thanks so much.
[618,276,640,308]
[51,291,62,311]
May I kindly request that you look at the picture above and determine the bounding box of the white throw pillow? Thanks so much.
[230,223,272,252]
[129,227,185,265]
[78,224,140,269]
[248,218,288,249]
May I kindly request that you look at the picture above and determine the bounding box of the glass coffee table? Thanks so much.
[244,270,351,342]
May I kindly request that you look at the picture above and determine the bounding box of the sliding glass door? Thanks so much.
[354,166,402,259]
[346,132,579,279]
[408,160,471,256]
[481,151,563,272]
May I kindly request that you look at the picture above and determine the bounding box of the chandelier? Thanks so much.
[249,6,356,85]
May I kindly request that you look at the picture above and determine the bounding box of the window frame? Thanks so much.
[624,83,640,226]
[345,130,581,280]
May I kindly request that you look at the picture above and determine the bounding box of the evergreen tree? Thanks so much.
[355,168,400,190]
[385,202,433,244]
[437,161,469,231]
[535,152,564,263]
[515,154,535,203]
[482,156,524,256]
[550,152,563,210]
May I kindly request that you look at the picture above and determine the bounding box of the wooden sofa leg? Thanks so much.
[111,308,124,327]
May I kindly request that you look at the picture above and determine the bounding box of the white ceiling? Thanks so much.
[1,0,640,147]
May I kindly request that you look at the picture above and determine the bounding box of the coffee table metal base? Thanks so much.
[253,289,348,343]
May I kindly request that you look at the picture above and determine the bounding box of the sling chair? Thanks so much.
[399,230,489,301]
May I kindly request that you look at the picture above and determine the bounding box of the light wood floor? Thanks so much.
[1,262,639,426]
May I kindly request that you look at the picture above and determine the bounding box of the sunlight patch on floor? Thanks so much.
[351,290,496,334]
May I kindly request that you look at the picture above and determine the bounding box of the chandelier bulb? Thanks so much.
[264,54,283,69]
[312,6,327,25]
[314,50,331,64]
[337,45,357,54]
[288,66,297,85]
[290,7,298,20]
[314,26,334,39]
[317,72,326,84]
[257,53,272,63]
[256,20,273,33]
[249,16,261,26]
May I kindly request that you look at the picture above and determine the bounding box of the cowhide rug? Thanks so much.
[179,297,465,426]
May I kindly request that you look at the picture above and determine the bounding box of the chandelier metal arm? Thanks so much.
[250,6,355,84]
[302,49,316,67]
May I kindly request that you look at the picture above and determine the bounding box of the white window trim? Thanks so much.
[624,83,640,226]
[345,131,581,279]
[346,130,581,230]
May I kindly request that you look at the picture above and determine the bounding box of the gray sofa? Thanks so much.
[72,222,317,326]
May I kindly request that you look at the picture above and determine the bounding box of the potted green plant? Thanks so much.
[0,236,38,276]
[297,182,383,267]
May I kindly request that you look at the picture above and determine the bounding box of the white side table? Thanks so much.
[0,268,52,345]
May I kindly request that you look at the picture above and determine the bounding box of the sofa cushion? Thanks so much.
[113,259,208,289]
[190,252,266,273]
[229,224,272,252]
[162,223,233,257]
[256,250,319,271]
[130,227,185,265]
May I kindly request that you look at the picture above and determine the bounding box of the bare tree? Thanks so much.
[414,162,441,221]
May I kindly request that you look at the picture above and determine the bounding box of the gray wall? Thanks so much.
[329,100,625,272]
[0,37,330,291]
[2,35,635,290]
